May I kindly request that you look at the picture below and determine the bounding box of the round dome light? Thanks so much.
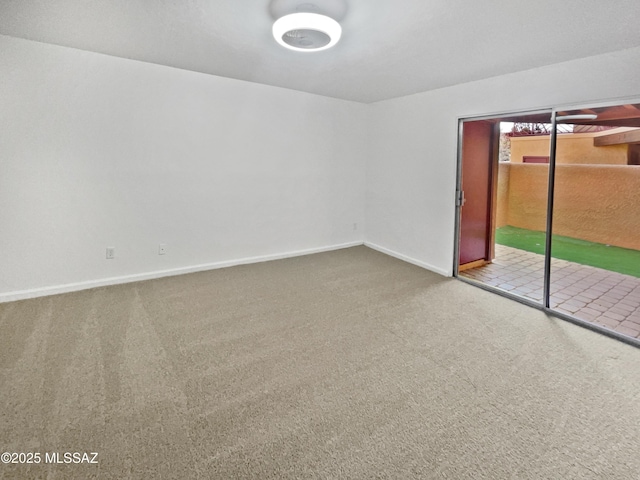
[273,13,342,52]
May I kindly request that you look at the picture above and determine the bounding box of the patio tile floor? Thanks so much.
[460,244,640,340]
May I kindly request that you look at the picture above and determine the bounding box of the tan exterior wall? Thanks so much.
[495,162,510,228]
[510,133,628,165]
[499,163,640,250]
[510,136,551,162]
[505,164,549,232]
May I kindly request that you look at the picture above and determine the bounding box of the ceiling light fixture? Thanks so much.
[273,12,342,52]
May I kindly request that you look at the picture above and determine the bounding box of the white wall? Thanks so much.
[365,46,640,276]
[3,35,639,301]
[0,35,367,300]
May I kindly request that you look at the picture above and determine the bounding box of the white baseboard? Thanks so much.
[364,242,451,277]
[0,241,364,303]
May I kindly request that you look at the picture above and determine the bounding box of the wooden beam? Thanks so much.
[559,104,640,128]
[622,104,640,112]
[594,128,640,146]
[592,105,640,122]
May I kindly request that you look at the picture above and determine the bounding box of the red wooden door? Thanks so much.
[459,120,495,266]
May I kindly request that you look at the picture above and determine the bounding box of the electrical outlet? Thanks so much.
[159,244,167,255]
[106,247,115,259]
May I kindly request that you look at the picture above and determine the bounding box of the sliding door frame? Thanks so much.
[454,99,640,349]
[453,108,552,278]
[543,111,559,309]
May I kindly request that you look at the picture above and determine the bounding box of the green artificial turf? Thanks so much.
[495,225,640,278]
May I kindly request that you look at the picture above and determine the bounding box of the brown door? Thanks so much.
[459,120,496,268]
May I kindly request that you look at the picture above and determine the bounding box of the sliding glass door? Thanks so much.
[457,112,552,306]
[456,102,640,344]
[548,105,640,341]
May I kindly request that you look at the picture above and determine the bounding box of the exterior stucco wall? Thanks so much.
[495,162,511,228]
[510,134,628,165]
[505,164,549,232]
[500,163,640,250]
[510,136,552,162]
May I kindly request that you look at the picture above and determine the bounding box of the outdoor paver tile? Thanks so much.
[593,298,616,308]
[563,299,587,309]
[561,287,585,296]
[596,317,621,329]
[460,244,640,341]
[578,307,603,318]
[603,291,627,301]
[616,285,634,294]
[610,304,636,315]
[574,295,595,305]
[614,325,640,338]
[619,298,640,309]
[557,302,581,313]
[626,313,640,323]
[556,307,576,317]
[619,320,640,332]
[602,311,626,322]
[588,303,609,313]
[580,290,602,300]
[575,309,599,322]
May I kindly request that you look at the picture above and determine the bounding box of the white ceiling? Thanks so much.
[2,0,640,103]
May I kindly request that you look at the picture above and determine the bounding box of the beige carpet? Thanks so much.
[1,246,639,479]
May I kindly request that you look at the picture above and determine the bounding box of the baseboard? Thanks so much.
[364,242,451,277]
[0,241,364,303]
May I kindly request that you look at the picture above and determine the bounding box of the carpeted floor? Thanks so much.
[1,246,639,479]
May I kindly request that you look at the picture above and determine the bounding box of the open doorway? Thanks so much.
[456,103,640,345]
[457,111,552,305]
